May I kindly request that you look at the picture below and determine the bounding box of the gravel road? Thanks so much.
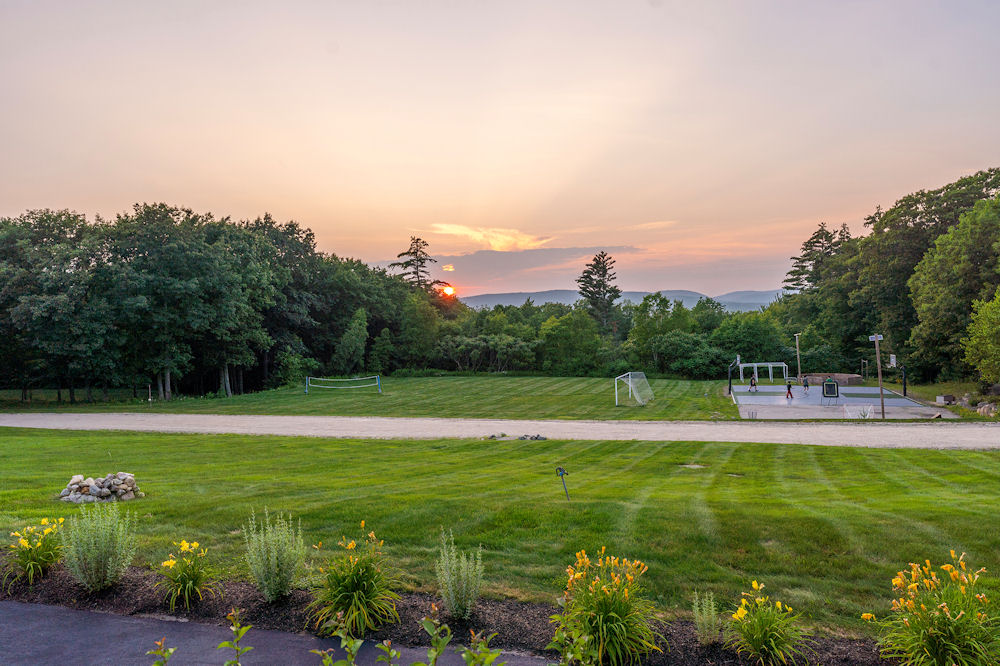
[2,412,998,449]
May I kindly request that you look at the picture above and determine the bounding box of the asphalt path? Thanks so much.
[0,600,544,666]
[1,412,999,449]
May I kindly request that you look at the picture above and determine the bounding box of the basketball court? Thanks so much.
[731,383,957,419]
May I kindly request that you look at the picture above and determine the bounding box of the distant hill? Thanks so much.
[460,289,784,312]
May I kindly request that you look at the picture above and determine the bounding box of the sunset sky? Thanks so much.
[2,1,999,296]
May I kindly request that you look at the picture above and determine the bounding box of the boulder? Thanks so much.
[69,474,84,485]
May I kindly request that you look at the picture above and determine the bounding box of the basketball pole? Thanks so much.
[869,335,886,419]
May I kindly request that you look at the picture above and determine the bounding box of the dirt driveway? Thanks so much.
[2,412,998,449]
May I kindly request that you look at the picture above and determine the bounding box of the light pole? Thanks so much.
[794,332,802,382]
[869,334,886,419]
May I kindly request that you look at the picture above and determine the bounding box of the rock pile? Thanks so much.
[976,402,998,417]
[59,473,145,503]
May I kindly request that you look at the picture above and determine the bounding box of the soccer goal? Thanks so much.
[615,371,654,406]
[305,375,382,394]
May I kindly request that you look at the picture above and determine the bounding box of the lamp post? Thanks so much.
[869,334,886,419]
[794,332,802,382]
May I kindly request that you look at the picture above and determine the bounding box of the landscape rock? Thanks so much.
[58,473,143,503]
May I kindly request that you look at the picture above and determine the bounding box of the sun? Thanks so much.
[441,285,456,296]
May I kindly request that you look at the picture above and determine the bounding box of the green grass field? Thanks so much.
[0,377,739,420]
[3,427,998,633]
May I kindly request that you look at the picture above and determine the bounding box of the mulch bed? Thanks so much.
[1,562,888,665]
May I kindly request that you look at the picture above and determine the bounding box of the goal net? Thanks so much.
[615,371,654,406]
[305,375,382,394]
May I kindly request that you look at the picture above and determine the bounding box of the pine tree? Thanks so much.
[576,251,622,334]
[389,237,439,291]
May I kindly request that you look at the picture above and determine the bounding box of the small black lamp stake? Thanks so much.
[556,466,570,501]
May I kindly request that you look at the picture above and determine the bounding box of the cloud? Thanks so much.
[421,246,639,293]
[429,223,554,251]
[627,220,677,231]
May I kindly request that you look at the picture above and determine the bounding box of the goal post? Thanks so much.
[615,371,654,406]
[304,375,382,394]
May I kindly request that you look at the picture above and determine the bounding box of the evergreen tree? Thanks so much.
[783,222,850,291]
[389,237,440,291]
[368,327,394,374]
[576,251,622,334]
[331,307,368,375]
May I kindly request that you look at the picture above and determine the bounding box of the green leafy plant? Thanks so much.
[547,616,599,666]
[550,547,663,666]
[156,538,219,611]
[307,521,400,636]
[413,607,454,666]
[864,551,1000,665]
[726,580,811,665]
[435,529,484,620]
[461,630,505,666]
[376,639,401,665]
[62,503,136,592]
[244,508,305,602]
[3,517,63,591]
[218,608,254,666]
[692,590,723,645]
[311,612,365,666]
[147,637,176,666]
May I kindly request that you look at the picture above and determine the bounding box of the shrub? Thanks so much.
[435,529,484,620]
[62,503,136,592]
[3,517,64,590]
[725,580,811,665]
[156,539,218,611]
[865,551,1000,665]
[550,547,662,666]
[692,590,723,645]
[243,509,305,602]
[307,521,400,637]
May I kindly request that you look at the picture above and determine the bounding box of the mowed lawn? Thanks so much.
[3,428,999,632]
[0,377,739,420]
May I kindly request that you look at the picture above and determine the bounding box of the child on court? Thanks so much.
[785,379,793,399]
[802,376,810,395]
[749,376,758,392]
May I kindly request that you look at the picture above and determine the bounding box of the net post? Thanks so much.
[377,375,382,393]
[304,376,309,394]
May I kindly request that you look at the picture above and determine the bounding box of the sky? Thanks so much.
[2,1,999,296]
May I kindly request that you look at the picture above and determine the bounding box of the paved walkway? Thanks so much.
[0,601,544,665]
[1,412,999,449]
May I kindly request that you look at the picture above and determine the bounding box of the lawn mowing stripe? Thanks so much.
[770,446,864,554]
[936,450,1000,482]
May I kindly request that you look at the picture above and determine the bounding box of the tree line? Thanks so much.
[3,167,999,402]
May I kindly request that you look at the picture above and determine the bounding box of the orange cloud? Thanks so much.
[430,224,554,251]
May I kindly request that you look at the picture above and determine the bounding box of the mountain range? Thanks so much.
[459,289,785,312]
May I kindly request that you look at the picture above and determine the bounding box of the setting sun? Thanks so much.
[442,285,456,296]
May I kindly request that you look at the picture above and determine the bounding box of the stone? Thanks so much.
[82,477,95,487]
[120,491,135,501]
[80,494,96,503]
[137,492,145,498]
[59,488,70,497]
[69,474,84,485]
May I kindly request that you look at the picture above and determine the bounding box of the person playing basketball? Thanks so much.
[785,379,793,399]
